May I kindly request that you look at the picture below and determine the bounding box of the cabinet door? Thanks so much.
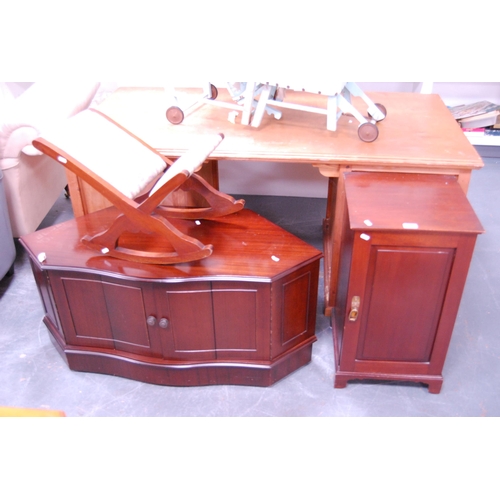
[339,232,459,376]
[212,282,270,361]
[30,262,62,335]
[157,282,216,361]
[155,281,270,361]
[271,262,320,358]
[49,272,163,357]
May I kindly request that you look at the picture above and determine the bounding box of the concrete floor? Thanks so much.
[1,158,499,417]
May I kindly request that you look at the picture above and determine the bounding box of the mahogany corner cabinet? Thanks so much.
[21,208,322,387]
[332,172,484,393]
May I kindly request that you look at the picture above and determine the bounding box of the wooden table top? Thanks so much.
[96,87,483,170]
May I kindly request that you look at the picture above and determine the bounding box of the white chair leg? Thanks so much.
[344,82,385,121]
[241,82,256,126]
[337,93,368,125]
[251,84,273,128]
[326,95,338,131]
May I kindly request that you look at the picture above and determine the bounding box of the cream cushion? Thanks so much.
[40,110,167,199]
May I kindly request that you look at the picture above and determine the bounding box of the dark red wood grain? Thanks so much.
[21,208,322,387]
[333,173,483,393]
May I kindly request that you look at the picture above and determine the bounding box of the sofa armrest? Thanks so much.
[0,82,100,164]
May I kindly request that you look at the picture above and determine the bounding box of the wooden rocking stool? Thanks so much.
[33,109,244,265]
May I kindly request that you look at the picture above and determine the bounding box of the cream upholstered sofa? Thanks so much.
[0,82,100,236]
[0,167,16,280]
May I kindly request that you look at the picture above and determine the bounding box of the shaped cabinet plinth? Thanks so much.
[22,208,322,387]
[333,172,483,393]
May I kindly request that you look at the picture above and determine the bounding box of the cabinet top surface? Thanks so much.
[344,172,484,234]
[20,209,322,282]
[96,87,483,169]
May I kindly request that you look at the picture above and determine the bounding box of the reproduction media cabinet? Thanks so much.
[332,172,484,393]
[21,208,322,387]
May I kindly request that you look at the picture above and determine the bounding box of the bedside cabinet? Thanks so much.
[333,172,483,393]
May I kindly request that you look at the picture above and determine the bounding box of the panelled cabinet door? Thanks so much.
[212,281,270,361]
[271,262,320,359]
[339,230,475,379]
[30,262,61,334]
[157,282,216,361]
[155,281,270,361]
[49,272,163,357]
